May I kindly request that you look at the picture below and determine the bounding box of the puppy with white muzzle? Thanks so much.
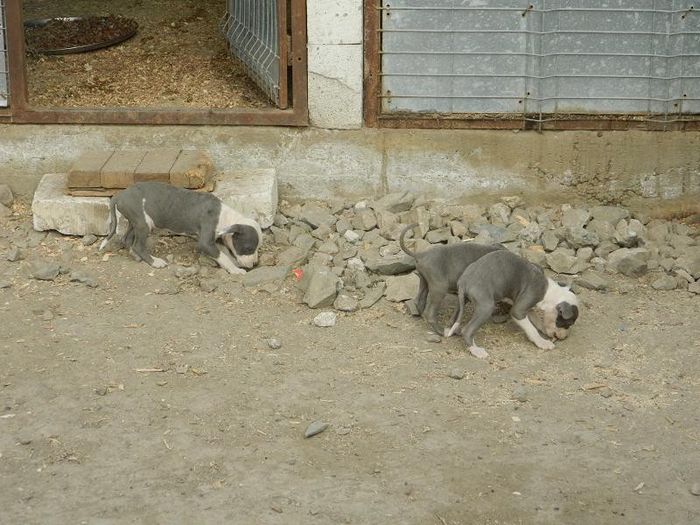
[99,182,262,274]
[445,250,579,358]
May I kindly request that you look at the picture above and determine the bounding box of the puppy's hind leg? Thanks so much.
[460,299,495,359]
[131,223,166,268]
[413,274,429,315]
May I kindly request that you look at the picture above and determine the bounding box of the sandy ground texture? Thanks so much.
[1,201,699,525]
[23,0,271,109]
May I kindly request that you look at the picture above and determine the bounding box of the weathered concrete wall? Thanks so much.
[0,125,698,213]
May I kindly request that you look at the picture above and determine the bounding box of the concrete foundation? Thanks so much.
[3,125,699,215]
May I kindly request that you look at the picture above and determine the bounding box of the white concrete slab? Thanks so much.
[32,173,113,236]
[214,168,278,229]
[307,0,362,45]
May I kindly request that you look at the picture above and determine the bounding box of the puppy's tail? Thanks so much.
[399,223,418,257]
[99,196,118,252]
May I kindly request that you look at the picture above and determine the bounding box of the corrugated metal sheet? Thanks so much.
[0,0,8,107]
[381,1,700,123]
[221,0,283,107]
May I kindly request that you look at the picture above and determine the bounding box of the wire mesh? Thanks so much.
[379,1,700,126]
[0,0,8,107]
[220,0,280,106]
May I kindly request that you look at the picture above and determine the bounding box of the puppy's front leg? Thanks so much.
[215,246,246,275]
[512,316,555,350]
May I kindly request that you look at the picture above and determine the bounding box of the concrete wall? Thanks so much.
[1,125,698,213]
[306,0,363,129]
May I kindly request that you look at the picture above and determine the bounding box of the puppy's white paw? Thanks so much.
[227,266,246,275]
[469,345,489,359]
[537,339,555,350]
[151,257,168,269]
[445,322,460,337]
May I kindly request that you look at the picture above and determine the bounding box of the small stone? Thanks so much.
[81,234,98,246]
[589,206,629,225]
[364,254,415,275]
[450,220,469,238]
[0,184,13,207]
[313,311,337,327]
[317,240,339,255]
[372,191,415,213]
[303,267,341,308]
[334,294,359,312]
[512,386,528,402]
[690,482,700,496]
[69,271,98,288]
[304,421,329,438]
[29,260,60,281]
[565,226,599,248]
[242,265,290,287]
[607,248,650,277]
[501,195,524,209]
[425,334,441,343]
[651,274,677,291]
[689,280,700,294]
[425,228,451,244]
[541,230,559,252]
[448,369,465,380]
[6,246,22,262]
[300,203,335,229]
[352,209,378,231]
[519,222,542,244]
[199,279,218,293]
[488,203,511,225]
[267,338,282,350]
[344,230,361,243]
[174,265,199,279]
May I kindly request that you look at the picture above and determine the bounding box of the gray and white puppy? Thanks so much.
[99,182,262,274]
[399,224,506,335]
[445,250,579,359]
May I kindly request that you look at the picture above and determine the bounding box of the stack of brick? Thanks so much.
[66,149,215,196]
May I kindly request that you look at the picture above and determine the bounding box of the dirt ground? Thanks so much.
[1,201,699,525]
[23,0,271,109]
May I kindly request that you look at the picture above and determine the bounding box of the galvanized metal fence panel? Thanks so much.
[220,0,287,108]
[380,0,700,123]
[0,0,8,107]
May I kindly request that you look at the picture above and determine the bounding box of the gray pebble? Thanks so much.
[425,334,441,343]
[81,234,98,246]
[69,271,99,288]
[691,482,700,496]
[448,368,465,380]
[29,260,60,281]
[6,246,22,262]
[313,311,337,327]
[267,338,282,350]
[512,385,528,402]
[304,421,329,438]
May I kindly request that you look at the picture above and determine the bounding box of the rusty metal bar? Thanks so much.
[363,0,381,127]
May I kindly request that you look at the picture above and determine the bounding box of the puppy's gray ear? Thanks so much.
[557,302,579,321]
[557,280,571,289]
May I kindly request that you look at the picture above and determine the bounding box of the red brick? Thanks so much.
[169,150,214,189]
[67,151,114,188]
[101,151,147,189]
[134,149,181,183]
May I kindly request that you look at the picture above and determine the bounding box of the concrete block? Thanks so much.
[67,150,114,188]
[135,148,180,183]
[170,150,214,189]
[101,150,146,189]
[307,0,362,45]
[32,174,112,236]
[308,44,362,129]
[214,168,278,229]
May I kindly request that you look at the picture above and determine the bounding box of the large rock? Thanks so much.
[545,249,579,274]
[242,265,290,287]
[384,273,419,302]
[586,219,616,243]
[589,206,630,225]
[299,202,336,229]
[651,275,678,290]
[32,174,113,236]
[614,219,645,247]
[607,248,650,277]
[561,207,590,229]
[214,168,278,229]
[371,191,415,213]
[674,247,700,279]
[364,254,415,275]
[303,267,341,308]
[565,226,600,248]
[576,270,610,291]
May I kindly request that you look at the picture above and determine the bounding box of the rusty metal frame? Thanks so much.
[363,0,699,131]
[4,0,307,126]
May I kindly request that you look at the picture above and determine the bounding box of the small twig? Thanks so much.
[134,368,166,373]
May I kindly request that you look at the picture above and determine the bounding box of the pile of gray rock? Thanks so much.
[256,191,699,311]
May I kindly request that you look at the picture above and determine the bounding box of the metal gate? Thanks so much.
[379,1,700,126]
[221,0,288,109]
[0,0,8,107]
